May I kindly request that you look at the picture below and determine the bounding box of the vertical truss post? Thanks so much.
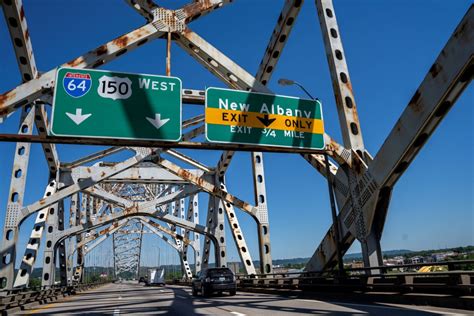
[324,155,343,274]
[0,105,35,290]
[13,180,57,288]
[179,198,192,279]
[316,0,382,268]
[201,196,215,269]
[214,197,227,268]
[251,153,273,274]
[57,200,68,286]
[66,194,79,285]
[73,193,88,283]
[136,221,144,278]
[169,187,185,276]
[315,0,365,153]
[112,234,116,280]
[219,178,256,275]
[190,195,202,274]
[41,197,60,287]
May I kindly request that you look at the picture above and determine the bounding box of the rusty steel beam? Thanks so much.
[175,27,272,92]
[316,0,366,157]
[164,149,212,173]
[12,180,56,288]
[18,151,153,224]
[178,0,233,24]
[1,0,60,171]
[1,0,38,81]
[55,192,209,248]
[0,133,331,154]
[34,106,59,174]
[305,6,473,272]
[125,0,159,22]
[370,7,473,190]
[256,0,304,85]
[182,114,204,128]
[62,147,126,169]
[0,0,43,290]
[155,157,259,219]
[215,0,304,178]
[182,89,205,104]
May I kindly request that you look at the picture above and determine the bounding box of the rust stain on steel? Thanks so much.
[429,62,442,78]
[182,0,213,21]
[453,20,467,39]
[345,81,354,96]
[351,105,361,126]
[65,56,85,68]
[352,153,364,174]
[112,35,129,48]
[408,90,422,113]
[20,6,25,21]
[24,29,30,41]
[124,206,138,215]
[95,45,108,56]
[0,89,17,114]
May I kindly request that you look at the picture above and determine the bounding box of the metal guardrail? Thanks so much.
[233,260,474,295]
[236,259,474,277]
[0,281,108,314]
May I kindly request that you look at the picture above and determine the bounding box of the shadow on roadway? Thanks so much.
[24,284,453,315]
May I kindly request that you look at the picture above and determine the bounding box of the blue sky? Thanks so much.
[0,0,472,268]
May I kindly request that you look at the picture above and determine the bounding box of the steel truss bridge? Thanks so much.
[0,0,472,308]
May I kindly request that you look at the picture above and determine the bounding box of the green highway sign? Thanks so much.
[205,87,325,150]
[51,68,182,141]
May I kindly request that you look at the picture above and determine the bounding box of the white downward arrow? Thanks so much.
[146,113,170,130]
[66,108,92,125]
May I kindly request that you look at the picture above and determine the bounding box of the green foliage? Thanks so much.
[165,270,182,281]
[28,277,42,289]
[284,263,305,269]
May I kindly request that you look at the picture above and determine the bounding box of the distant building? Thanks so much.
[431,251,456,262]
[383,256,405,266]
[350,261,364,269]
[409,256,423,264]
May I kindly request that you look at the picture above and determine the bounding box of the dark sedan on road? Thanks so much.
[192,267,236,296]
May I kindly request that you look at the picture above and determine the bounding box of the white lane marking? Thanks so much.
[298,299,325,303]
[230,312,246,316]
[113,309,120,315]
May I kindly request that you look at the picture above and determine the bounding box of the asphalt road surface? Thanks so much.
[19,282,472,315]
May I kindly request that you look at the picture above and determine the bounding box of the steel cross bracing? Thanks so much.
[113,218,144,280]
[0,0,471,292]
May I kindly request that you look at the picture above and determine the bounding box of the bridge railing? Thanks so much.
[234,260,474,295]
[0,281,109,313]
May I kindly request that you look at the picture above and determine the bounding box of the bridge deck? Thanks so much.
[17,282,472,315]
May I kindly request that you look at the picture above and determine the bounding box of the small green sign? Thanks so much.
[205,87,325,149]
[51,68,182,141]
